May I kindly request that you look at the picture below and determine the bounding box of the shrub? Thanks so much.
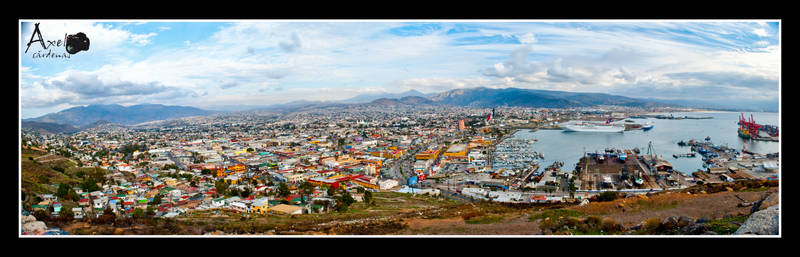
[585,216,603,228]
[596,191,618,202]
[461,211,483,221]
[564,217,583,228]
[643,218,661,232]
[602,218,623,234]
[539,218,558,230]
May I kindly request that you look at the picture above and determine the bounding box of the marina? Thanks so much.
[473,111,780,196]
[510,111,778,175]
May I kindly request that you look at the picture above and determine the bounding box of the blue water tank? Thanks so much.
[408,176,418,186]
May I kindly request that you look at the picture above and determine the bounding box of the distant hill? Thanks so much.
[21,121,80,135]
[428,87,667,108]
[365,96,435,106]
[341,89,430,103]
[26,104,216,127]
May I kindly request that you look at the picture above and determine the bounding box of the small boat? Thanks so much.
[705,136,711,141]
[642,122,654,131]
[677,140,687,146]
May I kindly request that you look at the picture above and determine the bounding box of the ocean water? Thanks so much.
[510,111,780,174]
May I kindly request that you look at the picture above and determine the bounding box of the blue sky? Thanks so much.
[20,20,780,118]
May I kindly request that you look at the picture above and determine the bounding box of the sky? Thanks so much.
[20,20,780,118]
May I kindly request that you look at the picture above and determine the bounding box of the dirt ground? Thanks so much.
[570,188,777,227]
[398,214,541,235]
[394,186,777,235]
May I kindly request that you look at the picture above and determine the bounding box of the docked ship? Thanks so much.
[563,118,624,133]
[738,113,778,140]
[642,122,654,131]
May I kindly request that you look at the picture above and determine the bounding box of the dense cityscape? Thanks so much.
[20,104,780,235]
[20,20,779,237]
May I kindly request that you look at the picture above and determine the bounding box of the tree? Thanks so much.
[299,181,314,204]
[145,206,155,218]
[326,185,336,197]
[277,182,290,198]
[81,177,100,192]
[152,195,162,205]
[596,191,618,202]
[215,180,228,196]
[341,190,355,206]
[364,190,374,206]
[56,183,71,199]
[33,210,49,221]
[133,208,145,219]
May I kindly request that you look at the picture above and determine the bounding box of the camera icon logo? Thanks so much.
[66,32,90,54]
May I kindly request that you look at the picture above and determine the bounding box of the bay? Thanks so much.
[510,111,780,175]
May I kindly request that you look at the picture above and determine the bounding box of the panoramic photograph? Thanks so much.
[19,20,780,237]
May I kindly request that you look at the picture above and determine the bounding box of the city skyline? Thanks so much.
[20,20,780,118]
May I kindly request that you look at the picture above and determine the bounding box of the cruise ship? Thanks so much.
[563,119,624,133]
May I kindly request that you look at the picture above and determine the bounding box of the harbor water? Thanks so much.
[510,111,779,175]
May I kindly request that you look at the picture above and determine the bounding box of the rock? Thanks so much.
[725,187,734,192]
[751,192,779,214]
[662,216,680,230]
[680,223,708,235]
[677,216,694,227]
[696,217,710,223]
[617,203,625,208]
[22,221,47,234]
[735,205,779,235]
[21,215,36,224]
[700,191,707,194]
[703,230,718,235]
[113,228,124,235]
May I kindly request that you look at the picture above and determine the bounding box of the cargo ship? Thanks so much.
[738,113,778,140]
[563,118,624,133]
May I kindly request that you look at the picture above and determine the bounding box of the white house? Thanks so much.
[230,202,249,213]
[379,179,399,190]
[93,199,106,209]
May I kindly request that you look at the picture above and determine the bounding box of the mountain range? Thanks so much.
[339,89,432,103]
[24,104,216,128]
[28,86,754,134]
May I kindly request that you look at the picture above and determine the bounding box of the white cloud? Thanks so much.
[20,21,779,112]
[516,32,537,44]
[753,28,769,37]
[130,32,157,46]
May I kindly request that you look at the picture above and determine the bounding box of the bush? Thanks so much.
[539,218,558,230]
[33,210,49,221]
[601,218,623,234]
[564,217,582,228]
[643,218,661,232]
[461,211,483,221]
[585,216,603,228]
[596,191,618,202]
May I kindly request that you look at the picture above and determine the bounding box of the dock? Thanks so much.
[575,149,661,191]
